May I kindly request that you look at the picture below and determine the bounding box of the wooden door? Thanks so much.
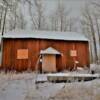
[42,54,56,72]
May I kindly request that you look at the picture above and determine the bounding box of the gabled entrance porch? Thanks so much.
[40,47,61,73]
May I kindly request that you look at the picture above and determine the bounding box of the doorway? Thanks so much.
[42,54,56,73]
[40,47,61,73]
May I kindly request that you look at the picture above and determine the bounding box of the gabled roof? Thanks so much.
[40,47,61,55]
[2,30,88,41]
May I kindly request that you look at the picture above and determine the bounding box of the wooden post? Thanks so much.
[34,55,41,89]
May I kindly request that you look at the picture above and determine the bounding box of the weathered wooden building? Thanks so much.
[1,30,90,72]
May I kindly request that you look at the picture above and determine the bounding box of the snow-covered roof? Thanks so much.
[3,30,88,41]
[40,47,61,55]
[47,73,100,78]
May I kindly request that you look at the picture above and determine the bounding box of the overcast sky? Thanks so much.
[46,0,85,16]
[22,0,98,20]
[43,0,94,18]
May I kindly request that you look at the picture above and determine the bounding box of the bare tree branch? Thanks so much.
[81,4,99,63]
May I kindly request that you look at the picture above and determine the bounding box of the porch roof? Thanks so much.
[40,47,61,55]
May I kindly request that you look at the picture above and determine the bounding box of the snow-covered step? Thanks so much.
[35,74,48,83]
[47,73,100,82]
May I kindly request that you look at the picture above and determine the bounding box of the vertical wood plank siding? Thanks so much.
[2,38,90,71]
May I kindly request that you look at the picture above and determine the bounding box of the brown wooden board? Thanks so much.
[42,55,56,72]
[2,38,90,72]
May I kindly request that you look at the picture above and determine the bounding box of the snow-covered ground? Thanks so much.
[0,72,65,100]
[53,79,100,100]
[0,72,100,100]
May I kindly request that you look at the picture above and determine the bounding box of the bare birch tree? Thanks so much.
[91,1,100,53]
[0,0,27,32]
[50,0,70,31]
[8,0,27,30]
[81,4,98,63]
[0,5,4,31]
[27,0,46,30]
[0,0,10,35]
